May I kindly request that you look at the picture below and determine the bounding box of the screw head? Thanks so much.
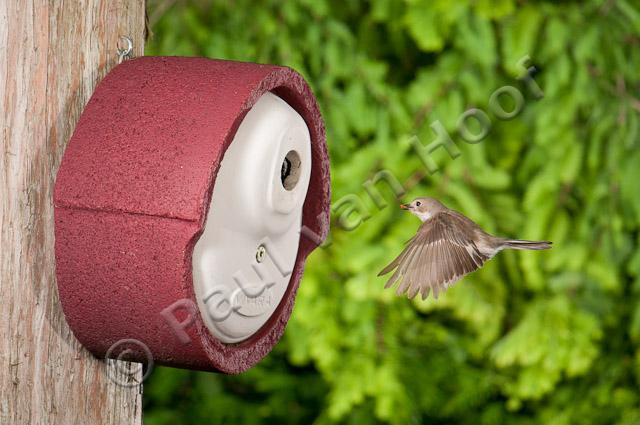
[256,245,266,263]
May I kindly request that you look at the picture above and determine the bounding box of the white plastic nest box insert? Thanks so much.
[192,92,312,343]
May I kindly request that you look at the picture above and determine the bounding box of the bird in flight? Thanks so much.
[379,197,552,300]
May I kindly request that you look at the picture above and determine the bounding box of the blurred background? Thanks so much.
[143,1,640,424]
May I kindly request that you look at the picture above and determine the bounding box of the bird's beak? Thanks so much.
[400,204,410,210]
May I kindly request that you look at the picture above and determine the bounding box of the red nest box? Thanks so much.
[54,57,330,373]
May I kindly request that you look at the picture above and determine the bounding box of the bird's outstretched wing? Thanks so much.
[378,212,489,300]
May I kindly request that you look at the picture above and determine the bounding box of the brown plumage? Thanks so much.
[378,197,552,300]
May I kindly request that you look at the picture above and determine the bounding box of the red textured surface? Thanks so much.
[54,57,330,373]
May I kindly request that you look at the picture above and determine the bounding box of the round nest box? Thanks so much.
[54,57,330,373]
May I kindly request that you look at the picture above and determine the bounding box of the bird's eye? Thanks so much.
[415,201,421,207]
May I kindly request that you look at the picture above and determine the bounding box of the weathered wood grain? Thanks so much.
[1,1,145,423]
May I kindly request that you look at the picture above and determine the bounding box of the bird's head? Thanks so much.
[400,197,446,222]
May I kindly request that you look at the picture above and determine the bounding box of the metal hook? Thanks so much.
[117,36,133,64]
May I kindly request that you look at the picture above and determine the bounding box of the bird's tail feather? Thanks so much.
[502,239,552,250]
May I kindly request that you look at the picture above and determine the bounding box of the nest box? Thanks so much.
[54,57,330,373]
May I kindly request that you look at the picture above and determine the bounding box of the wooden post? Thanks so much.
[1,1,146,423]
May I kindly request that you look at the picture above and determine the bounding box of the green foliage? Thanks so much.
[145,0,640,423]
